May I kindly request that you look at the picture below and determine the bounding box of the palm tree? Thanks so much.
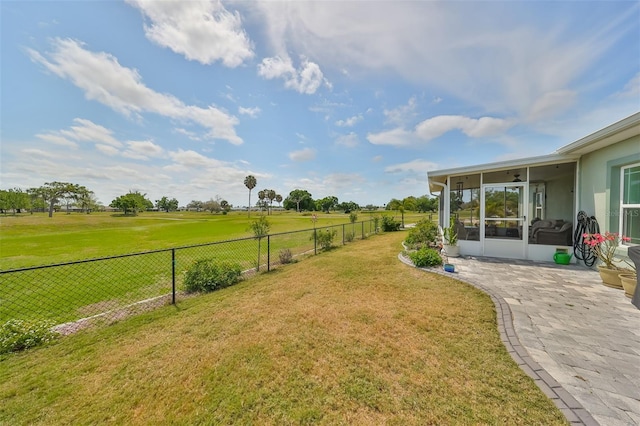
[244,175,257,217]
[267,189,276,215]
[258,190,266,213]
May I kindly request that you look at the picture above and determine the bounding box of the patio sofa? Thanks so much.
[530,220,573,245]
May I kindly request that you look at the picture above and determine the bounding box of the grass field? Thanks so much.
[0,231,566,425]
[0,210,432,324]
[0,210,432,270]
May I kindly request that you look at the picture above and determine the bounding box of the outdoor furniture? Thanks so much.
[535,222,573,246]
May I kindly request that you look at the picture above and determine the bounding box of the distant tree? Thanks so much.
[316,196,338,213]
[156,196,179,212]
[110,191,153,215]
[244,175,257,217]
[220,199,231,213]
[76,186,98,213]
[338,201,360,213]
[284,189,314,212]
[0,188,30,214]
[267,189,276,215]
[203,198,221,213]
[387,197,417,228]
[416,195,438,213]
[275,194,283,207]
[187,200,204,211]
[37,182,82,218]
[364,204,378,211]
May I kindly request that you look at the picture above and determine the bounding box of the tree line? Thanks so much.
[1,177,438,217]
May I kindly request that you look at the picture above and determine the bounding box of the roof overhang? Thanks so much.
[556,112,640,155]
[427,153,578,193]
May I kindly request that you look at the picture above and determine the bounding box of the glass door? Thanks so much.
[482,183,527,258]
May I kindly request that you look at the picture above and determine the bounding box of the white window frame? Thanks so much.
[619,162,640,245]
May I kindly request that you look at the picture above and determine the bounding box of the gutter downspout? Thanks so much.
[430,180,448,229]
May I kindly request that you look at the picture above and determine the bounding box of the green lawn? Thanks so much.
[0,231,566,425]
[0,210,430,269]
[0,210,431,324]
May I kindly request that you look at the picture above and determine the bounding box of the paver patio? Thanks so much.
[402,254,640,426]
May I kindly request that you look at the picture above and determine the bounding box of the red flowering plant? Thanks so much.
[583,232,635,272]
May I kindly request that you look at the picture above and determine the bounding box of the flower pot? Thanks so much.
[619,273,637,299]
[597,266,623,289]
[443,244,459,258]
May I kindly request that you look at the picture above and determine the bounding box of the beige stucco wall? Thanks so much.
[578,134,640,232]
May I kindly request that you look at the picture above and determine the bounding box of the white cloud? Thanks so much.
[37,118,122,149]
[96,144,120,156]
[615,72,640,99]
[384,97,418,126]
[122,140,164,160]
[335,132,359,148]
[384,159,439,174]
[526,90,577,122]
[415,115,515,140]
[288,147,316,162]
[258,55,327,95]
[238,106,261,117]
[366,128,414,147]
[174,128,202,141]
[28,38,242,144]
[335,114,363,127]
[35,133,78,148]
[246,2,636,120]
[126,0,254,67]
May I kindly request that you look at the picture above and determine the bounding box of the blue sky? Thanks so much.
[1,1,639,208]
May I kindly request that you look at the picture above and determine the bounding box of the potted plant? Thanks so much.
[442,219,459,258]
[583,232,634,289]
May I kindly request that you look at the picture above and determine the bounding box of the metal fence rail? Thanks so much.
[0,219,377,332]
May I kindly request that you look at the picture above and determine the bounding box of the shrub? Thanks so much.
[345,231,355,242]
[381,215,401,232]
[279,248,294,264]
[313,228,337,250]
[349,212,358,223]
[409,247,443,268]
[184,259,242,293]
[1,319,58,355]
[405,218,439,249]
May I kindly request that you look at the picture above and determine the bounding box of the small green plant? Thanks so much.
[372,215,381,233]
[443,217,458,246]
[278,248,295,264]
[345,231,355,242]
[1,319,58,355]
[380,215,401,232]
[349,212,358,223]
[405,218,438,249]
[409,247,443,268]
[313,228,337,250]
[184,259,242,293]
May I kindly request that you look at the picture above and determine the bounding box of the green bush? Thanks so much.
[409,247,443,268]
[345,231,355,242]
[313,228,337,250]
[184,259,242,293]
[381,215,401,232]
[1,319,58,355]
[405,218,439,249]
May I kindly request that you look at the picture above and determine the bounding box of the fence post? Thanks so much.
[342,224,345,245]
[267,235,271,272]
[171,248,176,305]
[362,221,364,239]
[314,229,317,255]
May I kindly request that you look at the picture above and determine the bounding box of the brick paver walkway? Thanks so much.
[401,254,640,426]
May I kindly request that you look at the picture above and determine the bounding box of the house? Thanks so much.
[427,112,640,264]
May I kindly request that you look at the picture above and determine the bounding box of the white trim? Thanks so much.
[620,162,640,244]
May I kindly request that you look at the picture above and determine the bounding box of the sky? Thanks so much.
[1,1,639,209]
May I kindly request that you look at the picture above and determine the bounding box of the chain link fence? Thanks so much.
[0,219,378,333]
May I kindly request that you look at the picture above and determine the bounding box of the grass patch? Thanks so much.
[0,232,566,425]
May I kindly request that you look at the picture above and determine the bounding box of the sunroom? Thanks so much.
[427,112,640,264]
[428,155,579,261]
